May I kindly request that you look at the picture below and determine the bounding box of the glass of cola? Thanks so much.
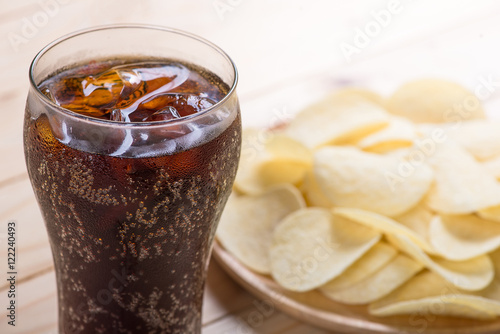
[23,25,241,334]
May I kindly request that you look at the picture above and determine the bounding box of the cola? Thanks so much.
[38,60,227,122]
[24,57,241,333]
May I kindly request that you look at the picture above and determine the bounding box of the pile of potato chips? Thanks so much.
[217,79,500,320]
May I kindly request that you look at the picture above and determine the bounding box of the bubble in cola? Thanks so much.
[25,58,241,333]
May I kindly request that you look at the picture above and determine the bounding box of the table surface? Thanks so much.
[2,1,500,333]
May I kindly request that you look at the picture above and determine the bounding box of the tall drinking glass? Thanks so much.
[23,25,241,333]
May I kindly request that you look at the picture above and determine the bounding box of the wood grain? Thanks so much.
[2,0,500,333]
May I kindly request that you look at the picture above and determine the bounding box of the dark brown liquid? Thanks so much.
[39,59,227,122]
[24,59,241,333]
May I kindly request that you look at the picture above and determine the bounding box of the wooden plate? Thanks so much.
[212,241,500,334]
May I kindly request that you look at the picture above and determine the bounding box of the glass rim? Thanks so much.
[28,24,238,128]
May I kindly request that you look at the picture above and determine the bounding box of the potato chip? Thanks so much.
[370,250,500,318]
[429,214,500,261]
[490,246,500,271]
[263,133,312,160]
[333,207,436,254]
[483,155,500,181]
[386,79,485,123]
[358,117,416,153]
[369,271,498,319]
[330,88,385,106]
[217,184,305,274]
[315,147,433,217]
[286,96,389,148]
[445,120,500,161]
[270,208,381,292]
[320,253,423,305]
[478,205,500,223]
[258,160,309,188]
[319,242,397,292]
[421,121,500,162]
[369,236,500,319]
[449,250,500,315]
[478,248,500,301]
[386,234,494,291]
[445,250,500,312]
[300,170,334,208]
[425,141,500,214]
[415,122,446,136]
[235,129,312,195]
[258,135,311,188]
[228,79,500,320]
[234,128,270,194]
[393,204,437,253]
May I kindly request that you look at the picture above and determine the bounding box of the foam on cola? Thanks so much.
[24,57,241,333]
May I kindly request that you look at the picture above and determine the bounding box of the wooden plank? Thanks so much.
[2,2,500,333]
[6,242,53,286]
[0,178,32,216]
[0,236,260,330]
[0,259,260,333]
[0,178,53,290]
[202,304,301,334]
[2,0,500,100]
[2,0,500,183]
[1,195,48,251]
[0,266,333,333]
[0,90,29,184]
[0,178,47,249]
[0,0,40,21]
[280,324,331,334]
[0,270,57,334]
[203,260,255,325]
[328,10,500,98]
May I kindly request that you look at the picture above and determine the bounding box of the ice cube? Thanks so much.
[164,94,217,116]
[82,69,126,107]
[116,64,190,112]
[39,84,55,101]
[43,76,85,106]
[110,108,126,122]
[114,68,142,102]
[115,68,142,87]
[39,62,203,123]
[130,93,217,121]
[187,95,215,111]
[144,106,181,122]
[134,63,188,85]
[41,70,124,119]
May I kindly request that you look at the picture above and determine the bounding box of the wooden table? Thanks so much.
[1,1,500,333]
